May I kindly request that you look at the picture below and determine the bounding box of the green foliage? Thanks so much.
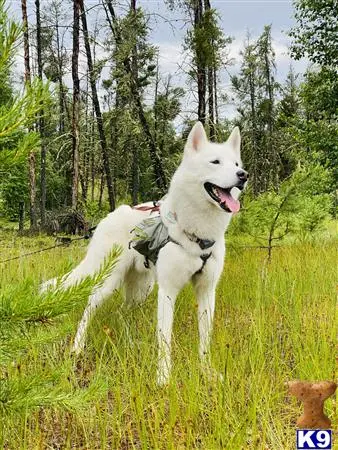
[232,165,332,250]
[0,246,121,418]
[0,0,336,228]
[1,230,336,448]
[0,132,40,177]
[0,0,49,222]
[289,0,338,67]
[1,374,107,417]
[0,162,28,220]
[0,79,48,143]
[300,67,337,118]
[101,5,184,201]
[109,8,157,96]
[83,198,110,223]
[232,27,279,193]
[277,66,299,127]
[40,0,70,83]
[185,7,232,72]
[0,0,20,105]
[0,246,121,362]
[283,68,338,182]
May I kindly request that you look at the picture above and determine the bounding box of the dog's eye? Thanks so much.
[235,162,239,167]
[210,159,220,164]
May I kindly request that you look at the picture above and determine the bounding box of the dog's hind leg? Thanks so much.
[123,267,155,305]
[72,272,121,354]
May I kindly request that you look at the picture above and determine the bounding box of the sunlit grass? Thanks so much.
[0,227,337,449]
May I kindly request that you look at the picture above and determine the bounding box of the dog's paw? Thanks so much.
[71,340,85,356]
[157,372,169,386]
[157,361,171,386]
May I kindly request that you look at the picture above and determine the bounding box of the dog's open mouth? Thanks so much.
[204,182,240,213]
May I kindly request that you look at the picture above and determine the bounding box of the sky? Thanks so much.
[134,1,309,76]
[9,0,308,126]
[139,0,308,123]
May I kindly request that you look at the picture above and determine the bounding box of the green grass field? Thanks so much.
[0,227,337,449]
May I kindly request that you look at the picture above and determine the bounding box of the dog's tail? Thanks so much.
[39,277,58,293]
[39,204,135,293]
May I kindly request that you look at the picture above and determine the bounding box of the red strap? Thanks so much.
[133,203,160,213]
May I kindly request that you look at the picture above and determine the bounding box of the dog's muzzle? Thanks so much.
[235,170,249,190]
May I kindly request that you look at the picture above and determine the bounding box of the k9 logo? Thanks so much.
[297,430,332,449]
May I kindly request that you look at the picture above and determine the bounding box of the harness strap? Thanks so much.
[184,230,215,250]
[133,201,160,213]
[168,237,212,275]
[130,200,213,274]
[195,252,212,275]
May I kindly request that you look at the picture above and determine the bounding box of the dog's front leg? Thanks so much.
[156,243,202,385]
[196,284,216,364]
[157,286,178,385]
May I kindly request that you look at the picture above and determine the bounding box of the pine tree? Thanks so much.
[21,0,38,231]
[0,0,47,221]
[276,66,300,179]
[71,0,80,210]
[232,34,262,194]
[289,0,337,67]
[80,0,116,210]
[103,0,167,196]
[232,27,279,194]
[35,0,48,227]
[257,25,278,187]
[182,0,232,138]
[41,0,70,134]
[0,248,120,432]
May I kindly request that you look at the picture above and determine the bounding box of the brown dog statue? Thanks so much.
[288,380,337,429]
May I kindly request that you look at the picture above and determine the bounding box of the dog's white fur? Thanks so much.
[42,122,245,384]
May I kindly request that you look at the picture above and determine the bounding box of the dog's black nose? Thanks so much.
[236,170,249,181]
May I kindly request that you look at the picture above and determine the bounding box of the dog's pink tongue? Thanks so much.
[217,189,240,213]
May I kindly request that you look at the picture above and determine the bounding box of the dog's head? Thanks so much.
[181,121,248,213]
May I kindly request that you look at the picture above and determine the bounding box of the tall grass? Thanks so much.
[0,230,336,449]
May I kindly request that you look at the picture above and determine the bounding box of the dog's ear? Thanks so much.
[226,127,241,155]
[185,121,208,153]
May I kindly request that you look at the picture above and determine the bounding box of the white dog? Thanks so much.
[42,122,248,384]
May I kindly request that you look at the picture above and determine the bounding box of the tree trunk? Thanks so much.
[71,0,80,210]
[90,111,96,202]
[213,67,219,126]
[154,56,159,146]
[105,0,167,194]
[131,0,139,205]
[249,68,258,195]
[35,0,47,226]
[18,202,25,233]
[55,14,65,134]
[81,74,90,201]
[264,48,275,187]
[194,0,206,125]
[98,170,105,209]
[21,0,38,231]
[21,0,31,86]
[80,0,115,210]
[204,0,215,141]
[207,67,215,141]
[111,94,119,201]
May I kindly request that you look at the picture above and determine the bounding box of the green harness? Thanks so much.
[129,214,214,272]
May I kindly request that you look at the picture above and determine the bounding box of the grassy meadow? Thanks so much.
[0,226,337,449]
